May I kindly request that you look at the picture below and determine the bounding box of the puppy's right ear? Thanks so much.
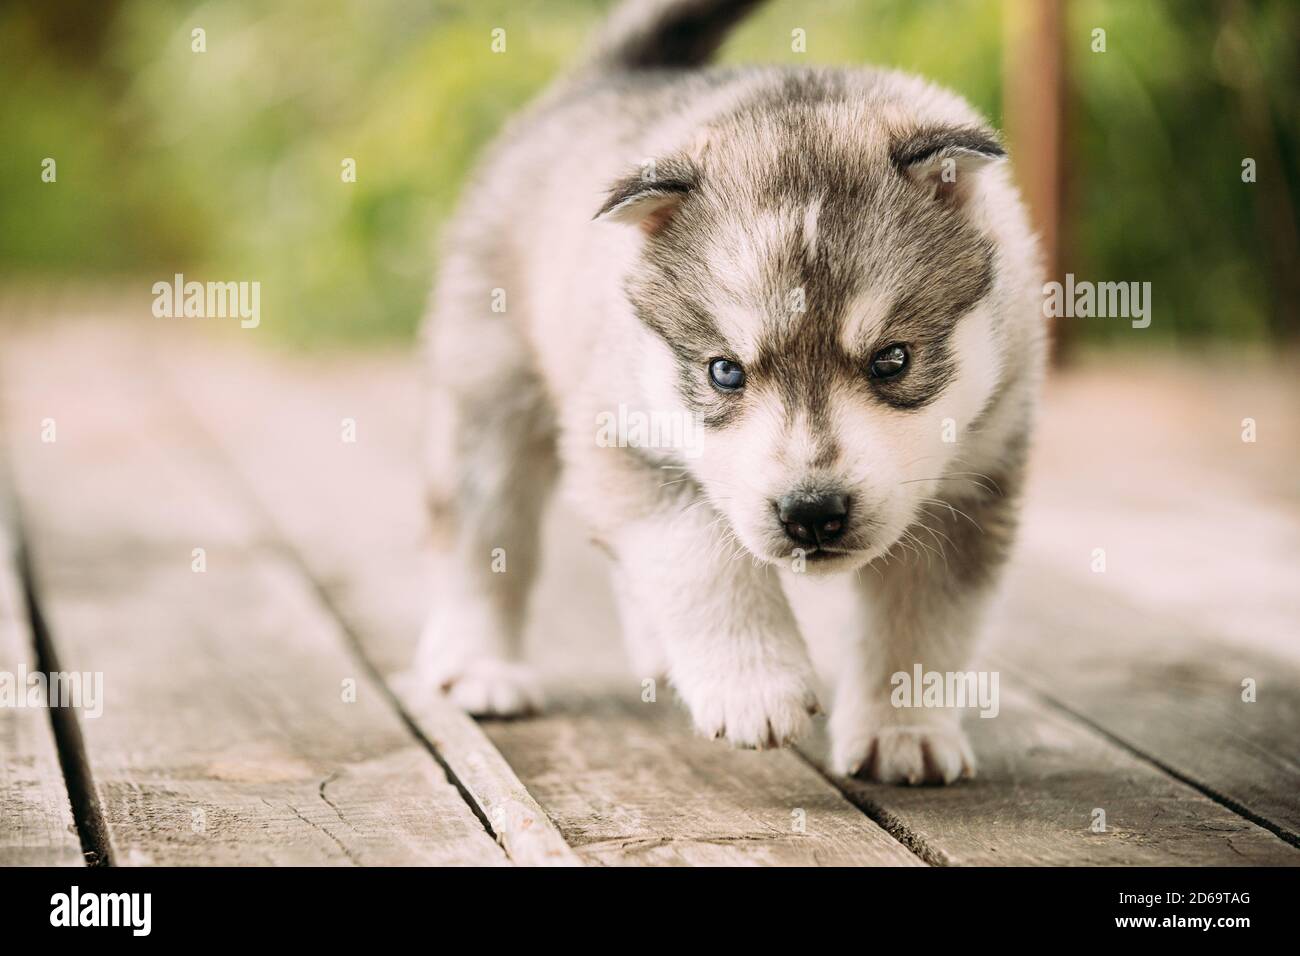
[594,160,697,236]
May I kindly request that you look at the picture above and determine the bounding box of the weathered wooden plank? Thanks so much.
[485,689,922,866]
[140,321,1300,865]
[139,340,578,866]
[993,567,1300,847]
[995,361,1300,846]
[0,504,83,865]
[789,574,1299,865]
[156,329,920,866]
[391,687,582,865]
[0,320,506,866]
[802,687,1296,866]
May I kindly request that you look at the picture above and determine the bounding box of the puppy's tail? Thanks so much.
[583,0,768,72]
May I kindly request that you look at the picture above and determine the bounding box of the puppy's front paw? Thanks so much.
[406,657,543,718]
[679,670,820,749]
[412,606,542,717]
[832,723,975,785]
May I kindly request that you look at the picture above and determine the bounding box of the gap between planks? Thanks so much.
[992,561,1300,850]
[1008,661,1300,851]
[1,324,509,866]
[790,568,1299,865]
[0,490,87,865]
[144,339,580,867]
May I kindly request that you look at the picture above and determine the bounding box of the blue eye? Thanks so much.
[708,358,745,391]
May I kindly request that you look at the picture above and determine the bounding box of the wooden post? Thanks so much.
[1003,0,1069,363]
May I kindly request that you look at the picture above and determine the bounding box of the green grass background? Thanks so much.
[1,0,1296,348]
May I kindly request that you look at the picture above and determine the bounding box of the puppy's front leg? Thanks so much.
[830,484,1020,784]
[611,502,819,749]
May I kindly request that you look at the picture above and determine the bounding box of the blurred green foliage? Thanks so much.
[1,0,1296,346]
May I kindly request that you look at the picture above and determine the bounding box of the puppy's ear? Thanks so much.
[891,127,1005,206]
[594,159,697,236]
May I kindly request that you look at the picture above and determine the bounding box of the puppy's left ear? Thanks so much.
[891,127,1005,206]
[594,159,698,236]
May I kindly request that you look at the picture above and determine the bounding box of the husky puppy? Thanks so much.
[416,0,1044,784]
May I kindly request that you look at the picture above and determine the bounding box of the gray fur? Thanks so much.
[584,0,769,71]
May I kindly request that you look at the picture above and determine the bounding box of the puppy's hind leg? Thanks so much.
[413,303,557,717]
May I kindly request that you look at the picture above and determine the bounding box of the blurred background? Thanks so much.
[1,0,1297,352]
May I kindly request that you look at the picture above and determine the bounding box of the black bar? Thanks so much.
[0,865,1290,941]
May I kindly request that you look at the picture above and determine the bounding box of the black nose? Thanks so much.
[777,494,849,547]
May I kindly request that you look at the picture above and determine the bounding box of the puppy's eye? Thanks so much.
[708,357,745,391]
[869,343,909,379]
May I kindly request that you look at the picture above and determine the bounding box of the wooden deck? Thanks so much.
[2,305,1297,866]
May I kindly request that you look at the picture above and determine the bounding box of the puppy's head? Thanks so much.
[597,98,1012,573]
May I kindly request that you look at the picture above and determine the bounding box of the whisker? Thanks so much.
[916,523,952,572]
[944,471,1004,495]
[917,497,984,533]
[899,475,999,497]
[897,530,925,568]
